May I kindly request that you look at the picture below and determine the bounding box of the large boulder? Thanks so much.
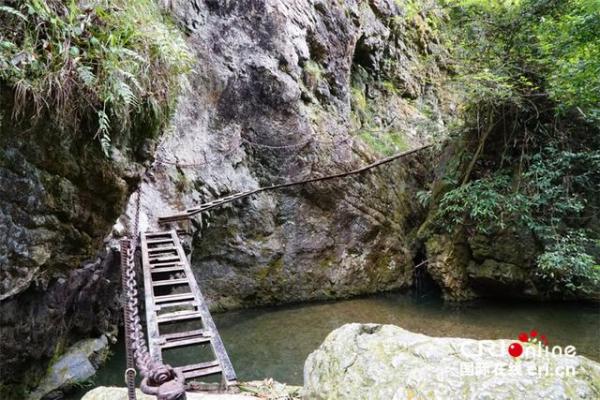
[303,323,600,399]
[29,335,109,400]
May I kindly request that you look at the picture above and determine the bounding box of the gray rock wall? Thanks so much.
[135,0,449,310]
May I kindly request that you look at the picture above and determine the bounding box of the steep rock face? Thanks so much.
[303,323,600,399]
[130,0,449,310]
[0,98,140,396]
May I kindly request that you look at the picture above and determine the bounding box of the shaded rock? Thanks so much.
[467,259,537,297]
[468,230,538,267]
[0,248,122,397]
[425,234,475,301]
[303,323,600,400]
[0,90,138,396]
[29,335,109,400]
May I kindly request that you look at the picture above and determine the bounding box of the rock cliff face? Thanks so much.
[136,0,450,310]
[303,323,600,400]
[0,94,142,396]
[0,0,450,396]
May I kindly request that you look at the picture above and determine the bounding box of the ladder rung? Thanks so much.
[154,293,195,304]
[157,310,202,323]
[149,256,180,263]
[160,329,208,341]
[147,239,175,245]
[149,261,184,268]
[160,335,212,349]
[179,361,222,379]
[146,239,173,245]
[148,246,177,253]
[152,278,189,287]
[151,265,185,274]
[156,300,197,311]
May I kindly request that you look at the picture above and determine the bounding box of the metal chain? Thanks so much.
[120,238,137,400]
[120,188,187,400]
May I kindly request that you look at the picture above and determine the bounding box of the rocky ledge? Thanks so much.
[303,323,600,400]
[82,380,301,400]
[81,387,256,400]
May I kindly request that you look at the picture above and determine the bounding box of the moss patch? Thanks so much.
[255,257,285,283]
[359,130,409,156]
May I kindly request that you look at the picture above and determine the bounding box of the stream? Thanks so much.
[75,292,600,398]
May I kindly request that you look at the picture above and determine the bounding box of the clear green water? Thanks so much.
[76,293,600,397]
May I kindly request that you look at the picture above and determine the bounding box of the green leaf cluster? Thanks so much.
[537,231,600,294]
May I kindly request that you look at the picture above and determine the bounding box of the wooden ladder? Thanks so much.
[139,230,237,386]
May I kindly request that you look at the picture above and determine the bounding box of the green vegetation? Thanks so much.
[0,0,192,155]
[359,130,408,156]
[537,231,600,294]
[350,82,410,156]
[304,60,323,81]
[430,0,600,296]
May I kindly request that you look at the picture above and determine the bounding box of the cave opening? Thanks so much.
[412,244,442,300]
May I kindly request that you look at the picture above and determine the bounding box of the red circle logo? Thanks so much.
[518,332,528,342]
[508,342,523,358]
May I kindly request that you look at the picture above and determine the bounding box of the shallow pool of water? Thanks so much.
[78,292,599,397]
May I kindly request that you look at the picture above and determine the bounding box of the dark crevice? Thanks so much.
[412,243,441,300]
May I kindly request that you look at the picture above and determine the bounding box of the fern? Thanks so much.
[116,47,147,64]
[77,65,96,87]
[114,80,137,107]
[97,110,111,157]
[100,133,112,157]
[118,69,144,94]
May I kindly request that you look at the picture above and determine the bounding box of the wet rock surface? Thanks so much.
[29,336,109,400]
[303,323,600,400]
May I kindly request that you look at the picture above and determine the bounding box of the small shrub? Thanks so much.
[0,0,193,155]
[537,231,600,295]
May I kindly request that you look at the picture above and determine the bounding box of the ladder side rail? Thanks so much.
[170,231,238,385]
[140,233,163,363]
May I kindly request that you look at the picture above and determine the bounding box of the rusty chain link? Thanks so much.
[120,188,187,400]
[120,238,137,400]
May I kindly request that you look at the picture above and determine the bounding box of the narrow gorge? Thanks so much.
[1,0,598,399]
